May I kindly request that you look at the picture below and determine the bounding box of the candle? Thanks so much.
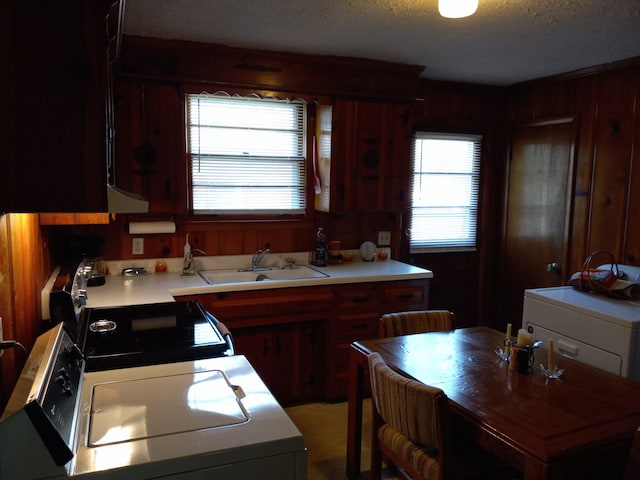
[548,339,555,370]
[517,328,532,346]
[505,323,512,356]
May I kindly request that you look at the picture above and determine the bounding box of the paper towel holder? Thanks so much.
[128,221,177,235]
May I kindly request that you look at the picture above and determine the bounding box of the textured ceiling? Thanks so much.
[123,0,640,86]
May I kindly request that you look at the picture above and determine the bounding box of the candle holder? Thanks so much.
[539,364,564,379]
[495,347,510,362]
[495,338,511,362]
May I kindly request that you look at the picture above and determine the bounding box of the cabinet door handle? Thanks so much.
[396,293,415,300]
[352,296,371,303]
[351,323,369,330]
[302,373,314,385]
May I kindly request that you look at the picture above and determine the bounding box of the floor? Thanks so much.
[285,399,399,480]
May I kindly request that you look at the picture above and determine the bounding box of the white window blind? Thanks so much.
[409,132,482,252]
[187,94,307,214]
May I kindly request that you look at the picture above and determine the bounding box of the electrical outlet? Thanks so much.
[378,231,391,246]
[132,238,144,255]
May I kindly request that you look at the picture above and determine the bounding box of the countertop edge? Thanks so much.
[45,258,433,310]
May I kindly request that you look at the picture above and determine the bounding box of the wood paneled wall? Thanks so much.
[0,214,49,410]
[408,81,508,328]
[508,61,640,272]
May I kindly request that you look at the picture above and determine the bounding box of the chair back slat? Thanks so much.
[625,427,640,480]
[368,353,449,450]
[380,310,455,338]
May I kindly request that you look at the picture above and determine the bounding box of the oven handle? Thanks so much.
[205,311,234,356]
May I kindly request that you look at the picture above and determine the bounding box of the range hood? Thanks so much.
[107,185,149,213]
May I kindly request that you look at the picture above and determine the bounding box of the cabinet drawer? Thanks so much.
[335,313,378,342]
[335,284,380,308]
[184,286,333,322]
[382,283,425,306]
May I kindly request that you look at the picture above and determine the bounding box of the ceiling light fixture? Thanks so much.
[438,0,478,18]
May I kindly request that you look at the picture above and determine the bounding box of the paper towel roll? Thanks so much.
[128,221,176,234]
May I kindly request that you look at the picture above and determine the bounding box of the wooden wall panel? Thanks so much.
[623,71,640,264]
[588,69,639,258]
[508,64,640,271]
[0,214,12,408]
[410,81,508,328]
[0,214,46,411]
[564,76,598,272]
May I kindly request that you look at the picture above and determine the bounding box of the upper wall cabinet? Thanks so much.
[113,79,185,214]
[315,99,413,213]
[1,0,111,213]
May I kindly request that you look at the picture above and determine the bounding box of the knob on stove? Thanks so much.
[65,343,84,368]
[55,368,73,396]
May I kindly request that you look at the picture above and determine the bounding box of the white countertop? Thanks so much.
[77,256,432,309]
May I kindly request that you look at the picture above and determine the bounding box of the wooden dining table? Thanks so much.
[346,327,640,480]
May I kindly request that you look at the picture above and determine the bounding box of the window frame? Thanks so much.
[184,91,312,220]
[408,131,483,254]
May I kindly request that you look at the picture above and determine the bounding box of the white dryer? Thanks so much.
[523,265,640,381]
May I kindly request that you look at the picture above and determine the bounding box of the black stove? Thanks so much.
[78,300,231,371]
[48,260,233,373]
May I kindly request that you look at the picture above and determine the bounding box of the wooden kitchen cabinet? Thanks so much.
[113,79,185,214]
[315,99,412,213]
[326,279,429,400]
[232,321,324,405]
[2,0,111,212]
[180,286,332,405]
[179,278,429,403]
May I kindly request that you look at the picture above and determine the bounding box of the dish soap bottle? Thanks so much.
[313,227,328,267]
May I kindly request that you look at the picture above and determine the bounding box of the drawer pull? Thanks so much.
[351,323,370,330]
[352,296,371,303]
[396,293,415,300]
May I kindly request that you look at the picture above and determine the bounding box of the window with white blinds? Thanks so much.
[187,94,307,215]
[409,132,482,252]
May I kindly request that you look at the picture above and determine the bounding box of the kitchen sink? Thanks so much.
[198,265,329,285]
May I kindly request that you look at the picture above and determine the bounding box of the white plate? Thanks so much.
[360,241,377,262]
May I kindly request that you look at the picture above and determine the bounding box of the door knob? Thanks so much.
[546,262,560,273]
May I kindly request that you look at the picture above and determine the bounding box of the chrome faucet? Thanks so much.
[251,247,270,271]
[182,248,207,275]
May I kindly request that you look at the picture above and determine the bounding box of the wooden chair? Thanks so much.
[379,310,455,338]
[625,427,640,480]
[368,352,517,480]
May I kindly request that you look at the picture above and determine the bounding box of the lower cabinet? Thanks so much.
[325,279,429,400]
[178,278,429,403]
[180,286,332,405]
[232,321,325,405]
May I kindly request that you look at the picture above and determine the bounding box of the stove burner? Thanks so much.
[89,319,117,334]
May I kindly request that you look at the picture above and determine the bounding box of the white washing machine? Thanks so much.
[0,324,307,479]
[523,265,640,381]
